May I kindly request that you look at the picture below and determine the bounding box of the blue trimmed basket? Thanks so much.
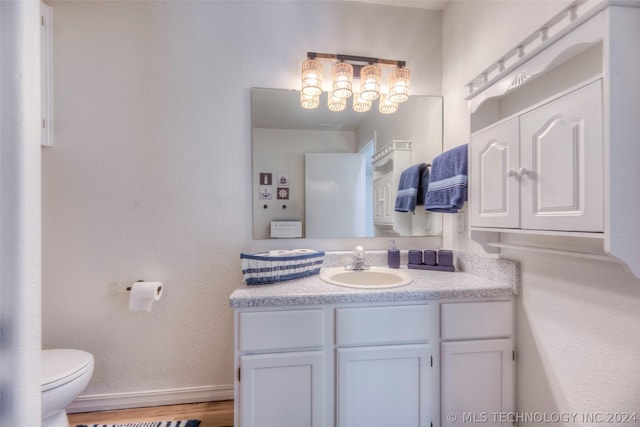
[240,249,325,285]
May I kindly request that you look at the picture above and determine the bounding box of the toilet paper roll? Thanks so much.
[268,250,294,256]
[128,281,163,312]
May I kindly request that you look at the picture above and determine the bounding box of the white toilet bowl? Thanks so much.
[42,349,94,427]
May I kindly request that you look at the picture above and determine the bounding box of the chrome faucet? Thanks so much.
[345,246,369,270]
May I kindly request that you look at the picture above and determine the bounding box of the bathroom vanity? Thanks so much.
[229,253,518,427]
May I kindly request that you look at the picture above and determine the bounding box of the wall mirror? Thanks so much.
[251,88,443,240]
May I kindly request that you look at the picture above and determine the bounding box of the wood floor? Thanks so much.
[67,400,234,427]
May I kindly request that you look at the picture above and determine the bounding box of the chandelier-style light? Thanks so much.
[301,58,323,97]
[299,52,410,114]
[332,62,354,99]
[388,67,411,103]
[360,64,382,101]
[328,92,347,112]
[300,92,320,109]
[378,93,399,114]
[352,92,372,112]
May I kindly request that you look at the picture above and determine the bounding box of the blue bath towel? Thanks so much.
[425,144,468,213]
[395,163,429,213]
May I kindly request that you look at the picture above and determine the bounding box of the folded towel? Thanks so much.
[395,163,429,213]
[425,144,468,213]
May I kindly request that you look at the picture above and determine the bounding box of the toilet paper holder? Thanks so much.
[126,280,153,291]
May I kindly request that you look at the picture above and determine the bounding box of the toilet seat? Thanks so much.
[42,349,94,392]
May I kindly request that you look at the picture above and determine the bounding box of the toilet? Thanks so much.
[42,349,94,427]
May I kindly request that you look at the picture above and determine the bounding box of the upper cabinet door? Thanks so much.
[470,118,520,228]
[519,80,604,232]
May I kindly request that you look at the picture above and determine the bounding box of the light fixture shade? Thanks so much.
[301,59,323,96]
[328,92,347,112]
[378,93,398,114]
[389,67,411,103]
[360,64,381,101]
[332,62,353,99]
[300,92,320,109]
[352,92,372,113]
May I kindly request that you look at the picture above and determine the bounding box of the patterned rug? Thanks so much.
[77,420,200,427]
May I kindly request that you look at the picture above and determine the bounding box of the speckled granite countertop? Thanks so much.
[229,251,520,308]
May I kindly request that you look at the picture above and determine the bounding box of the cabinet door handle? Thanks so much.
[518,167,530,177]
[506,170,518,178]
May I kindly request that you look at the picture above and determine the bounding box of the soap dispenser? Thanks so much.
[388,240,400,269]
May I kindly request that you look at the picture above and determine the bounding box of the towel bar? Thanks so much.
[486,242,618,263]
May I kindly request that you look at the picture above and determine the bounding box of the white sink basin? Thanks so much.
[319,267,413,289]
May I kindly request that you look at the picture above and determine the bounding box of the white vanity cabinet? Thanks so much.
[234,297,515,427]
[335,305,434,427]
[440,301,515,426]
[470,80,604,232]
[235,309,326,427]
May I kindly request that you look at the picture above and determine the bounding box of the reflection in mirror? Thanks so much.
[252,88,443,240]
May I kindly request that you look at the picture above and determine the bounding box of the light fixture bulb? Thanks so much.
[328,92,347,112]
[301,59,323,97]
[360,64,381,101]
[388,67,411,103]
[352,92,372,113]
[332,62,353,99]
[300,92,320,109]
[378,93,398,114]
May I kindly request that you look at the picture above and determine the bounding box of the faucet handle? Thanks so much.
[354,245,365,259]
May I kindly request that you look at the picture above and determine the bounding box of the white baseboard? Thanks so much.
[67,384,234,413]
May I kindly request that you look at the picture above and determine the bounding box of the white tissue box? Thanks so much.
[270,221,302,238]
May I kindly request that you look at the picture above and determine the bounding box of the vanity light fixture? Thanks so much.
[301,58,323,97]
[378,93,399,114]
[328,92,347,112]
[300,52,410,114]
[352,92,373,112]
[300,92,320,109]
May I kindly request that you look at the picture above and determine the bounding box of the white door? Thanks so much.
[337,344,431,427]
[442,339,514,427]
[470,118,520,228]
[240,351,324,427]
[519,80,603,231]
[305,153,360,238]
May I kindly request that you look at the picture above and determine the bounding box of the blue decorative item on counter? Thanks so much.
[407,249,455,272]
[408,250,423,265]
[437,250,454,267]
[423,250,437,266]
[387,240,400,269]
[240,249,325,285]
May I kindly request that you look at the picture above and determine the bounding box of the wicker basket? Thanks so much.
[240,249,325,285]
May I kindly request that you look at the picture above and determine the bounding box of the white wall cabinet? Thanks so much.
[234,299,514,427]
[373,173,393,225]
[466,3,640,277]
[470,80,603,232]
[372,140,412,235]
[440,301,514,426]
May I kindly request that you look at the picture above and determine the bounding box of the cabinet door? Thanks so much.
[442,339,514,427]
[519,80,603,231]
[240,351,323,427]
[337,344,431,427]
[470,118,520,228]
[373,174,393,225]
